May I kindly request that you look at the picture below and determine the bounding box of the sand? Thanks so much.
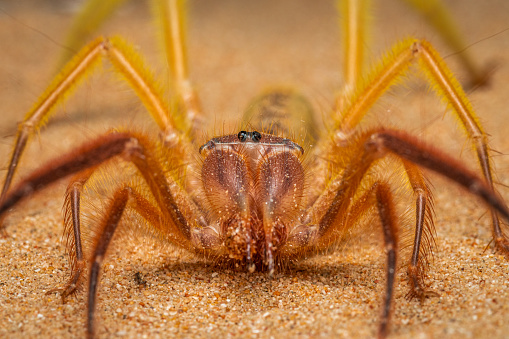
[1,0,509,338]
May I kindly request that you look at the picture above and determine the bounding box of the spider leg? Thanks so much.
[374,130,509,248]
[329,38,504,253]
[0,131,220,337]
[338,0,487,94]
[300,179,402,339]
[56,0,127,67]
[338,0,370,92]
[286,179,401,338]
[86,185,131,339]
[0,132,203,250]
[401,0,488,87]
[59,0,202,129]
[58,156,216,302]
[83,182,199,338]
[0,35,191,204]
[46,170,94,301]
[154,0,203,128]
[373,182,399,339]
[287,127,509,337]
[400,160,438,300]
[82,182,195,337]
[309,128,509,247]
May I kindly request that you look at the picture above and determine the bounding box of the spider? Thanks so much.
[1,0,508,338]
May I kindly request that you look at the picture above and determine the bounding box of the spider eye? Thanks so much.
[252,131,262,142]
[238,131,248,142]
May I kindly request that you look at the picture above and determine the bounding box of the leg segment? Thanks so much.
[0,35,190,204]
[154,0,203,130]
[401,160,438,300]
[295,128,509,263]
[288,178,400,339]
[401,0,488,87]
[0,133,133,217]
[338,0,371,93]
[49,170,95,300]
[372,130,509,226]
[0,132,201,252]
[330,38,502,253]
[379,130,509,253]
[55,165,191,302]
[60,0,203,130]
[289,128,509,337]
[374,182,399,339]
[337,0,487,98]
[86,185,131,339]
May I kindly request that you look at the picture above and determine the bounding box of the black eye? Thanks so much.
[252,131,262,142]
[238,131,248,141]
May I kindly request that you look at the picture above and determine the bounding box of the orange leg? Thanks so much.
[48,170,95,300]
[400,160,438,300]
[285,127,509,338]
[0,132,200,250]
[339,0,487,94]
[289,128,509,269]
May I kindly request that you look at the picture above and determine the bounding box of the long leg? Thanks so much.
[287,128,509,337]
[287,177,400,338]
[400,0,488,87]
[52,166,173,300]
[86,185,130,339]
[49,169,95,300]
[59,0,202,128]
[375,129,509,250]
[333,34,496,290]
[154,0,203,128]
[322,181,402,339]
[293,128,509,258]
[338,0,370,93]
[374,182,399,339]
[0,131,216,337]
[400,160,437,299]
[329,38,503,252]
[338,0,487,94]
[83,182,195,338]
[0,132,202,251]
[0,35,191,204]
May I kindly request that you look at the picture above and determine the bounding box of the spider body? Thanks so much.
[1,1,509,339]
[197,131,305,273]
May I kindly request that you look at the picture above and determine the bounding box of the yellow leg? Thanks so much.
[338,0,487,95]
[401,0,488,87]
[0,36,186,202]
[57,0,128,67]
[335,39,490,179]
[153,0,203,129]
[338,0,371,93]
[330,37,503,253]
[60,0,203,130]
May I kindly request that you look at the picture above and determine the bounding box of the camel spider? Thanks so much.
[1,1,508,338]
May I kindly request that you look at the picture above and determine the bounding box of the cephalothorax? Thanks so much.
[1,1,508,338]
[197,130,305,273]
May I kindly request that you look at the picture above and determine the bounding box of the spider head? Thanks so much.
[198,131,305,271]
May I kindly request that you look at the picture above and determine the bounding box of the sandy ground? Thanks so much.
[1,0,509,338]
